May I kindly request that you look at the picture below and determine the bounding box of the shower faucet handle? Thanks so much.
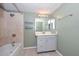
[12,34,16,37]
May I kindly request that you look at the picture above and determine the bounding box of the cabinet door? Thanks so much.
[37,36,47,52]
[46,36,57,51]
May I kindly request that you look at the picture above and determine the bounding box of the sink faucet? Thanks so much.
[42,31,45,34]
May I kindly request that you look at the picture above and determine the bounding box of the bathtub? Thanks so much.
[0,43,24,56]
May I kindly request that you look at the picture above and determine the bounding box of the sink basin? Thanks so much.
[35,31,57,36]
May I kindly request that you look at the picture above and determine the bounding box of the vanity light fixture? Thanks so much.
[38,14,48,17]
[37,9,50,17]
[37,9,50,15]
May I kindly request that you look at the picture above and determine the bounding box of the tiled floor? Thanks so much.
[24,48,60,56]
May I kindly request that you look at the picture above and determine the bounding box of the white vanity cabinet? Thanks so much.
[37,35,57,52]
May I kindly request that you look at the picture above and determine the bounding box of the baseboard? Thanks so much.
[23,46,36,49]
[56,50,63,56]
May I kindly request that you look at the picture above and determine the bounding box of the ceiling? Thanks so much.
[0,3,62,14]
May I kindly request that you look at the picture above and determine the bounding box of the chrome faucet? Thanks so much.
[11,41,15,47]
[11,34,16,46]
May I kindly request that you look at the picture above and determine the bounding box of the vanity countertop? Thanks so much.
[35,31,57,36]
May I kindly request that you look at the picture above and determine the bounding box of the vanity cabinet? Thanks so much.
[37,35,57,52]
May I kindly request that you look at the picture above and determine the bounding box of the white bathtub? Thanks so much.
[0,43,23,56]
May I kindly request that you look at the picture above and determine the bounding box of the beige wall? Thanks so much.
[0,8,23,47]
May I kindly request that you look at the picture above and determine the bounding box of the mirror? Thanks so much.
[35,22,43,31]
[35,17,55,32]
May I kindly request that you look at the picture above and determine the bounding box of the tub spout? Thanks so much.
[11,41,15,47]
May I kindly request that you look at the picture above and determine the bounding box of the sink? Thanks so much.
[35,31,57,36]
